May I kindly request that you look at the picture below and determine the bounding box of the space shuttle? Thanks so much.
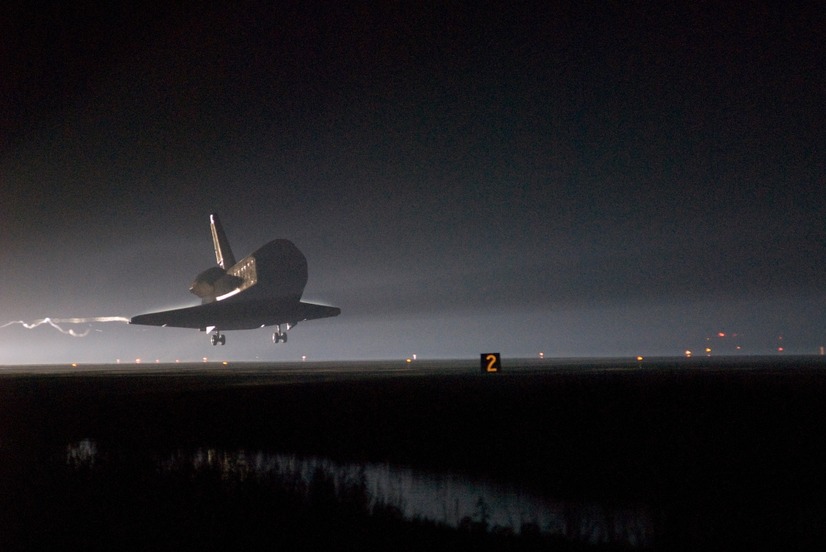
[130,214,340,345]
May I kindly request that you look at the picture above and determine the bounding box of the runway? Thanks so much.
[2,353,819,377]
[1,356,825,549]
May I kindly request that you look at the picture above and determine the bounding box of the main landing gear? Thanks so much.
[207,324,295,345]
[272,323,293,344]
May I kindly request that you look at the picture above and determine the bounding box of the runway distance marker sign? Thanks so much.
[481,353,501,373]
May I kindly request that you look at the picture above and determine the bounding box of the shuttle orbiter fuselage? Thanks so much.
[130,214,340,345]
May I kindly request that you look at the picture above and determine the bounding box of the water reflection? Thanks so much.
[65,438,97,468]
[66,440,653,548]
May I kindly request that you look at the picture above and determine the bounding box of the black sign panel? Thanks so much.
[480,352,501,373]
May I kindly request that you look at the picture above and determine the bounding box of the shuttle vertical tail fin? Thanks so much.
[210,213,236,269]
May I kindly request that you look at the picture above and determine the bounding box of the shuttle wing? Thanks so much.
[130,300,340,331]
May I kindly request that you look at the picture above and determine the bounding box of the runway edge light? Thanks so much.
[481,353,502,374]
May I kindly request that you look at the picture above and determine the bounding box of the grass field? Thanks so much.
[1,356,825,549]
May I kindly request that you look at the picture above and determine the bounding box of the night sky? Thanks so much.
[2,2,824,364]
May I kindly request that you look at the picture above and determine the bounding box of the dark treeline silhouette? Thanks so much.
[2,443,629,551]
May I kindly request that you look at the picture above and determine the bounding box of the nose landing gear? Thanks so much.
[211,331,226,346]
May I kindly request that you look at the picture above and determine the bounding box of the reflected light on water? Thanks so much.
[66,440,654,547]
[66,438,98,468]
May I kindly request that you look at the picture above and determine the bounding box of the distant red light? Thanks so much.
[718,332,726,337]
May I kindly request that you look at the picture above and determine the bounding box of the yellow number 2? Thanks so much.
[486,354,498,372]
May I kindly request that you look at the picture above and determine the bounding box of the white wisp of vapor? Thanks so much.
[0,317,130,337]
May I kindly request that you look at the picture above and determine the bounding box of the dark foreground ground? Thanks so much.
[1,357,825,550]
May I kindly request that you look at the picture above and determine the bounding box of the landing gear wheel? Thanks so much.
[211,332,226,346]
